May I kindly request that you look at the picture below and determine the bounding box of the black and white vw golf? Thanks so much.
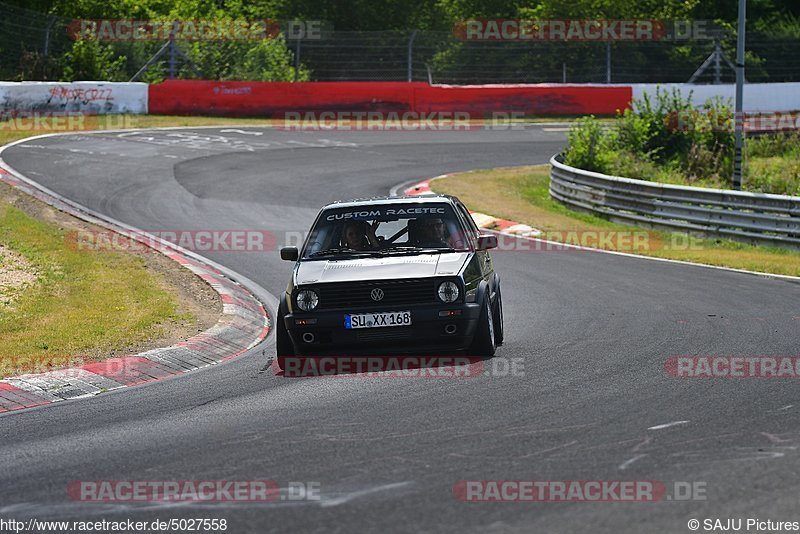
[275,194,503,369]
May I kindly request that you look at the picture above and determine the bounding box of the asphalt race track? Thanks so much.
[2,126,800,533]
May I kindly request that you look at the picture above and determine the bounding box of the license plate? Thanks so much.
[345,311,411,329]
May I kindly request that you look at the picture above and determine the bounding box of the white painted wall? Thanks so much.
[631,83,800,112]
[0,82,148,114]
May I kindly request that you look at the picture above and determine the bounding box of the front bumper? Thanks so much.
[284,302,482,355]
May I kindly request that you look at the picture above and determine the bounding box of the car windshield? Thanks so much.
[302,203,470,259]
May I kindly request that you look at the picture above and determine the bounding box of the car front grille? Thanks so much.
[316,278,436,310]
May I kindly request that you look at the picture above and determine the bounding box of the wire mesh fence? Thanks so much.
[1,1,800,84]
[0,2,69,81]
[290,31,800,84]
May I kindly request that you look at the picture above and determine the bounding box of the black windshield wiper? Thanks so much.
[308,247,381,258]
[378,246,419,253]
[379,246,457,255]
[416,247,457,254]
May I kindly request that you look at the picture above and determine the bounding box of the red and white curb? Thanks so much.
[0,165,269,413]
[404,176,542,238]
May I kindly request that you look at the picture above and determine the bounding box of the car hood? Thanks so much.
[295,252,471,285]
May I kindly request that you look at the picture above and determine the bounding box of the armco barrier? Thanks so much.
[0,81,148,114]
[550,154,800,249]
[148,80,632,116]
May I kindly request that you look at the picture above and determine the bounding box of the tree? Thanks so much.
[240,36,310,81]
[62,38,126,81]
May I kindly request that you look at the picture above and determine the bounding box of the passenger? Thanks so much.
[417,217,451,248]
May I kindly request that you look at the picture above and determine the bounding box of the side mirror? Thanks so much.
[280,246,299,261]
[476,234,498,251]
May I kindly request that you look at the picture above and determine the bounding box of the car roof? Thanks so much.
[322,194,459,210]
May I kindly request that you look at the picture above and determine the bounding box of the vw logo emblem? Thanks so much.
[370,288,384,301]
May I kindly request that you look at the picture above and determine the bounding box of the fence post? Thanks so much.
[407,30,418,82]
[43,16,56,57]
[168,39,176,79]
[42,15,57,80]
[733,0,746,190]
[713,39,722,84]
[294,38,301,82]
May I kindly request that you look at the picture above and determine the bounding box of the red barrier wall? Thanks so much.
[414,84,630,115]
[149,80,631,117]
[149,81,422,116]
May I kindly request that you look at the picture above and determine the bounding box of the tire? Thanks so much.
[493,285,504,346]
[275,302,294,371]
[470,292,496,358]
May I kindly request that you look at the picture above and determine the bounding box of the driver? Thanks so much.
[341,220,379,250]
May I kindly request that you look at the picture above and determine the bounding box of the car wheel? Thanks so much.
[275,304,294,371]
[470,293,496,357]
[493,285,504,346]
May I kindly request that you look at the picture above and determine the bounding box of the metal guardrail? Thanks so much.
[549,154,800,249]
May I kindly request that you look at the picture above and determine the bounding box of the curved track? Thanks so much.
[1,127,799,533]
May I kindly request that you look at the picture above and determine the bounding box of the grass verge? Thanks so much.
[1,113,287,378]
[431,165,800,277]
[0,180,221,378]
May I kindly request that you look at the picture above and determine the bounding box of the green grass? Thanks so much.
[432,165,800,277]
[605,152,800,196]
[0,202,187,377]
[745,156,800,196]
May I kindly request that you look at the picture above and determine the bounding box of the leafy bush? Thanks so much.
[562,116,615,173]
[564,88,739,188]
[240,37,310,82]
[62,38,126,81]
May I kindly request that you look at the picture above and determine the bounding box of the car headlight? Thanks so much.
[437,281,460,303]
[296,289,319,311]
